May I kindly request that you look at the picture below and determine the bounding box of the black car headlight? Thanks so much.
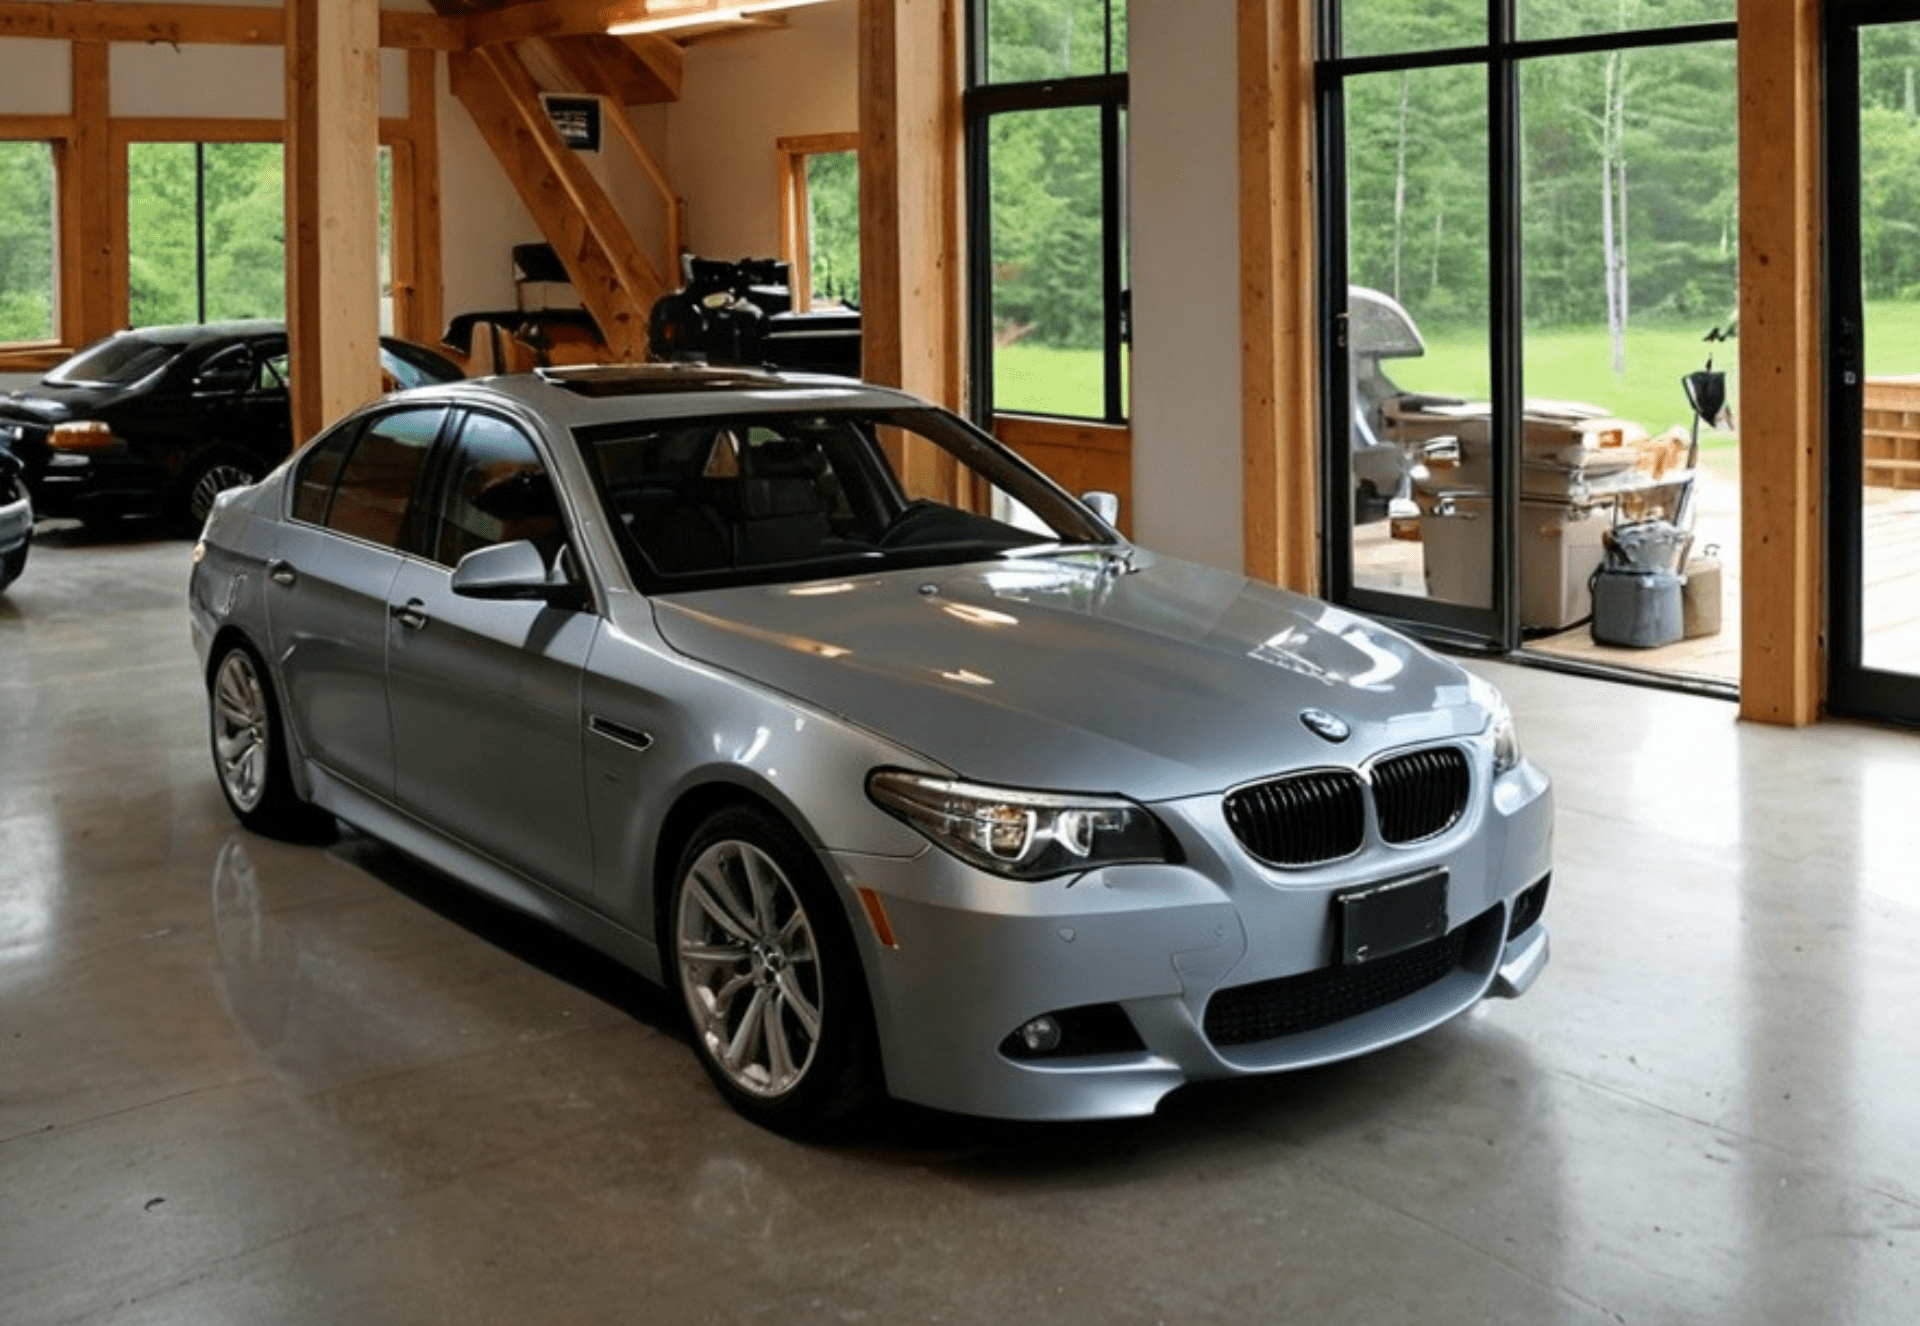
[868,770,1176,881]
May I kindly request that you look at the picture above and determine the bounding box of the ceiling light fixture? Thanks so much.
[606,0,841,37]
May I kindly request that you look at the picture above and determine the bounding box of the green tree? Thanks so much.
[128,140,285,326]
[0,142,55,342]
[806,150,861,306]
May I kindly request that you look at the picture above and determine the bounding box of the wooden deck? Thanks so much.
[1354,457,1920,687]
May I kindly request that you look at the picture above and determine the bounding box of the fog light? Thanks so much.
[1015,1016,1062,1055]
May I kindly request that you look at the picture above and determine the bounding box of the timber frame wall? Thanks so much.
[0,2,456,381]
[0,0,1839,728]
[1235,0,1826,727]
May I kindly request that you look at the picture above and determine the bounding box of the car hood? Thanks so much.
[651,549,1486,800]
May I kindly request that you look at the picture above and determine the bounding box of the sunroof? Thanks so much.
[537,364,792,397]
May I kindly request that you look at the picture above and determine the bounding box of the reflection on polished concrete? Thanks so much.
[4,529,1918,1325]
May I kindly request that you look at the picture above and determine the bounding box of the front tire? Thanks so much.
[209,642,333,841]
[669,805,881,1134]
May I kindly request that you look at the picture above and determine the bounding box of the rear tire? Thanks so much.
[668,805,881,1135]
[208,641,333,842]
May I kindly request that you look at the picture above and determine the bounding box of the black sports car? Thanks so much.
[0,321,463,529]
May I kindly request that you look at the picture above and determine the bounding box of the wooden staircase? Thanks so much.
[449,34,684,362]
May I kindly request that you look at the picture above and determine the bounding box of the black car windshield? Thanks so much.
[43,335,182,389]
[575,406,1118,589]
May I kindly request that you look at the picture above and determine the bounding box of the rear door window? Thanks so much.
[290,407,446,549]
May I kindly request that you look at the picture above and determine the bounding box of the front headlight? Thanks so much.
[867,770,1176,881]
[1469,673,1522,774]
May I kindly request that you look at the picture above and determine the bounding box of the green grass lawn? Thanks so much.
[1391,320,1736,445]
[994,302,1920,445]
[992,342,1111,419]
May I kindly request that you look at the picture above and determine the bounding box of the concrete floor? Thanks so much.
[3,526,1918,1326]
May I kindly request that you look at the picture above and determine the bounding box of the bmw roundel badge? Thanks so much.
[1299,708,1351,743]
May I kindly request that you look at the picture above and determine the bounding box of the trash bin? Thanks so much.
[1590,517,1688,648]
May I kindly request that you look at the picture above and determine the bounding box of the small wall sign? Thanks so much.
[541,94,602,152]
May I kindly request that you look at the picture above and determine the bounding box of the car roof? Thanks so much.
[393,364,930,429]
[111,320,285,347]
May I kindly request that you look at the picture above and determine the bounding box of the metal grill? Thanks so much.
[1371,746,1470,844]
[1203,921,1472,1047]
[1224,746,1471,868]
[1223,770,1366,867]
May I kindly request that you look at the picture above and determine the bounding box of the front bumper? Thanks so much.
[830,756,1553,1121]
[0,492,30,556]
[33,450,167,519]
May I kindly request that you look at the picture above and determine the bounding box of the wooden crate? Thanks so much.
[1863,377,1920,490]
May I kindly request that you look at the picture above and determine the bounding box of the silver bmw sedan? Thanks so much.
[189,364,1552,1133]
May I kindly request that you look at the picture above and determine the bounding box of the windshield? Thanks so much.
[575,406,1118,588]
[44,335,182,389]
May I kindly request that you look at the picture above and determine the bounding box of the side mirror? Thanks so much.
[450,540,584,608]
[1081,490,1121,526]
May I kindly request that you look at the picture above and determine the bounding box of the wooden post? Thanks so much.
[66,38,115,347]
[401,48,445,349]
[857,0,963,413]
[286,0,384,444]
[1737,0,1823,725]
[1238,0,1318,594]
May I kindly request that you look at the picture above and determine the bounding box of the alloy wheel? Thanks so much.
[675,837,825,1099]
[212,649,270,813]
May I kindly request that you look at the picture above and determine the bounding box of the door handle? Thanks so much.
[390,600,429,631]
[266,558,296,587]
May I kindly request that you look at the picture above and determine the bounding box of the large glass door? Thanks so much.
[1319,3,1739,677]
[1830,6,1920,722]
[1321,45,1509,650]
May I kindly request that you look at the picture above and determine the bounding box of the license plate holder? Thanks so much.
[1335,869,1448,966]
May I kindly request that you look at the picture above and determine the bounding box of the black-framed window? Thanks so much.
[128,141,287,326]
[965,0,1129,425]
[126,140,397,331]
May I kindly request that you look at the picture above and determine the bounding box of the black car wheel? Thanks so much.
[669,805,881,1133]
[0,541,24,592]
[177,451,265,531]
[209,641,333,841]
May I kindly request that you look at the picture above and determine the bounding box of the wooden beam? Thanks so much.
[542,32,681,104]
[1736,0,1823,725]
[614,32,686,99]
[381,12,467,51]
[1237,0,1318,594]
[286,0,385,443]
[405,48,445,347]
[467,0,620,47]
[379,49,446,348]
[0,2,461,49]
[0,2,280,44]
[857,0,963,414]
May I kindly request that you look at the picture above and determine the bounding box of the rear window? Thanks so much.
[44,336,182,388]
